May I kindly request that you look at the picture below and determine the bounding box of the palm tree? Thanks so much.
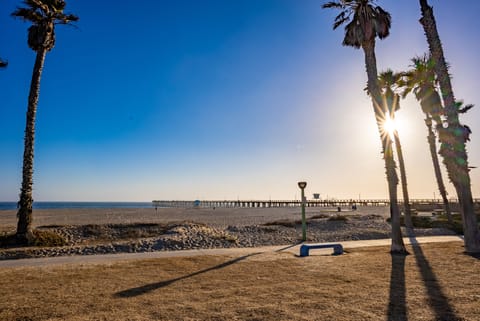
[377,70,413,230]
[419,0,480,253]
[323,0,407,253]
[12,0,78,243]
[401,55,452,224]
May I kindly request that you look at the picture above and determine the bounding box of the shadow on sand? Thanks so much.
[114,253,259,298]
[388,232,462,321]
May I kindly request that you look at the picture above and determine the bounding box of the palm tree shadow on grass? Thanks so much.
[274,241,303,252]
[387,252,408,321]
[408,234,462,321]
[114,253,260,298]
[467,252,480,260]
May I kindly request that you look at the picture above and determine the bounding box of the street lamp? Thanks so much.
[298,181,307,241]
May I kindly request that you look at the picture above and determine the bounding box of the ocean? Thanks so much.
[0,202,154,211]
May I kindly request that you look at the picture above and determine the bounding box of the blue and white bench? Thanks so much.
[300,243,343,257]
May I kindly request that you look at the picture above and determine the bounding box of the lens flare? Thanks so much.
[383,117,396,139]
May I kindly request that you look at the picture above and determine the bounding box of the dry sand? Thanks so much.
[0,205,390,230]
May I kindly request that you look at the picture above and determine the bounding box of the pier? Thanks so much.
[152,199,480,209]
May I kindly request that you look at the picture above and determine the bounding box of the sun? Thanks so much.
[383,117,397,138]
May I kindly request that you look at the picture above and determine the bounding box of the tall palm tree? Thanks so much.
[377,70,413,230]
[323,0,407,253]
[12,0,78,243]
[401,55,452,224]
[419,0,480,253]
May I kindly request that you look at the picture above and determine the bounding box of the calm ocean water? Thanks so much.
[0,202,154,211]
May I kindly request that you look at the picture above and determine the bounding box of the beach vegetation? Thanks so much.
[80,223,170,241]
[0,229,66,247]
[12,0,78,244]
[309,213,330,220]
[212,233,238,243]
[327,214,349,222]
[32,230,67,247]
[82,224,106,238]
[322,0,407,254]
[263,220,298,228]
[417,0,480,253]
[387,212,480,235]
[263,214,349,227]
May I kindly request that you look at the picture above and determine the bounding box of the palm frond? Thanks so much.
[54,12,78,25]
[458,103,474,114]
[333,14,350,29]
[324,0,391,48]
[11,7,43,23]
[343,20,363,48]
[13,0,78,51]
[322,2,345,9]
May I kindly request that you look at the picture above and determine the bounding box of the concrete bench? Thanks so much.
[300,243,343,257]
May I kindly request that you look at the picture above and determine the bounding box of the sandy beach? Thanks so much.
[0,205,390,229]
[0,205,458,260]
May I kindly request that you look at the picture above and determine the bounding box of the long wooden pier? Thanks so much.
[152,199,480,209]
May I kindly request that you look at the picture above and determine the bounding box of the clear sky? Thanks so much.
[0,0,479,201]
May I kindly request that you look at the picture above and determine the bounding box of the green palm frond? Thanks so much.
[457,101,474,114]
[333,11,351,29]
[323,0,391,48]
[12,0,78,51]
[11,7,43,23]
[377,69,402,113]
[322,2,345,9]
[374,7,391,39]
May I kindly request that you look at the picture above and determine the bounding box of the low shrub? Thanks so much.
[213,234,238,243]
[388,214,473,234]
[310,214,329,220]
[1,230,67,248]
[411,216,433,228]
[327,215,348,222]
[0,233,17,247]
[263,220,297,228]
[32,230,67,247]
[82,224,105,237]
[388,215,433,228]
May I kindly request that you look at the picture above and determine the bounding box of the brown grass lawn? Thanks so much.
[1,241,479,321]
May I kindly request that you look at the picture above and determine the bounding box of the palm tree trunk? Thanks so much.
[363,41,407,254]
[425,116,452,223]
[16,49,47,243]
[419,0,480,253]
[393,129,413,230]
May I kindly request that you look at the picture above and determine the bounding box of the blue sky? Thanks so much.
[1,0,479,201]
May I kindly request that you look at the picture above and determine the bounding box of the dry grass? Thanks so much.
[1,241,479,321]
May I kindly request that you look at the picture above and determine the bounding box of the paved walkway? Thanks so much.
[0,235,463,268]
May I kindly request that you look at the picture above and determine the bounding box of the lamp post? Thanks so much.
[298,181,307,242]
